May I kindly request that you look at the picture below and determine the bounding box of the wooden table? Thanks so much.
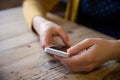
[0,7,120,80]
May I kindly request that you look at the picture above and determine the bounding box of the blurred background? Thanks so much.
[0,0,67,17]
[0,0,23,10]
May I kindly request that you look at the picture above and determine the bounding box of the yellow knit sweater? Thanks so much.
[23,0,80,29]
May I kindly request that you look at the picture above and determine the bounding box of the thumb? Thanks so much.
[67,39,94,55]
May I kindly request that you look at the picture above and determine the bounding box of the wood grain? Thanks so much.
[0,7,120,80]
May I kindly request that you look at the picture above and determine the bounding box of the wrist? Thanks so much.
[34,16,48,24]
[32,16,51,35]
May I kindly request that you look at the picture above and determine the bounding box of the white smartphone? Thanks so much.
[44,45,70,57]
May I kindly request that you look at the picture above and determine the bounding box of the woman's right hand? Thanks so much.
[33,16,71,48]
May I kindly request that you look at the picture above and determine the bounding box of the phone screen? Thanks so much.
[44,45,70,57]
[50,45,68,52]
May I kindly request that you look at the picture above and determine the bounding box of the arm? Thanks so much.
[23,0,71,48]
[23,0,60,28]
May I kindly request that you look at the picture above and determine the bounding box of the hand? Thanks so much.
[55,38,120,72]
[33,16,71,48]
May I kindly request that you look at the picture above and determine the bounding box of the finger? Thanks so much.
[57,27,71,47]
[54,53,83,64]
[40,33,53,48]
[54,53,89,70]
[55,45,96,72]
[67,38,94,55]
[54,55,73,63]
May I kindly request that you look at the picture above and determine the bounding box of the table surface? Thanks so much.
[0,7,120,80]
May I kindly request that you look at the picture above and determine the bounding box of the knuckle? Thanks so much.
[57,26,62,30]
[40,40,44,48]
[40,41,48,49]
[57,27,65,33]
[40,44,45,49]
[41,42,47,48]
[85,38,94,42]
